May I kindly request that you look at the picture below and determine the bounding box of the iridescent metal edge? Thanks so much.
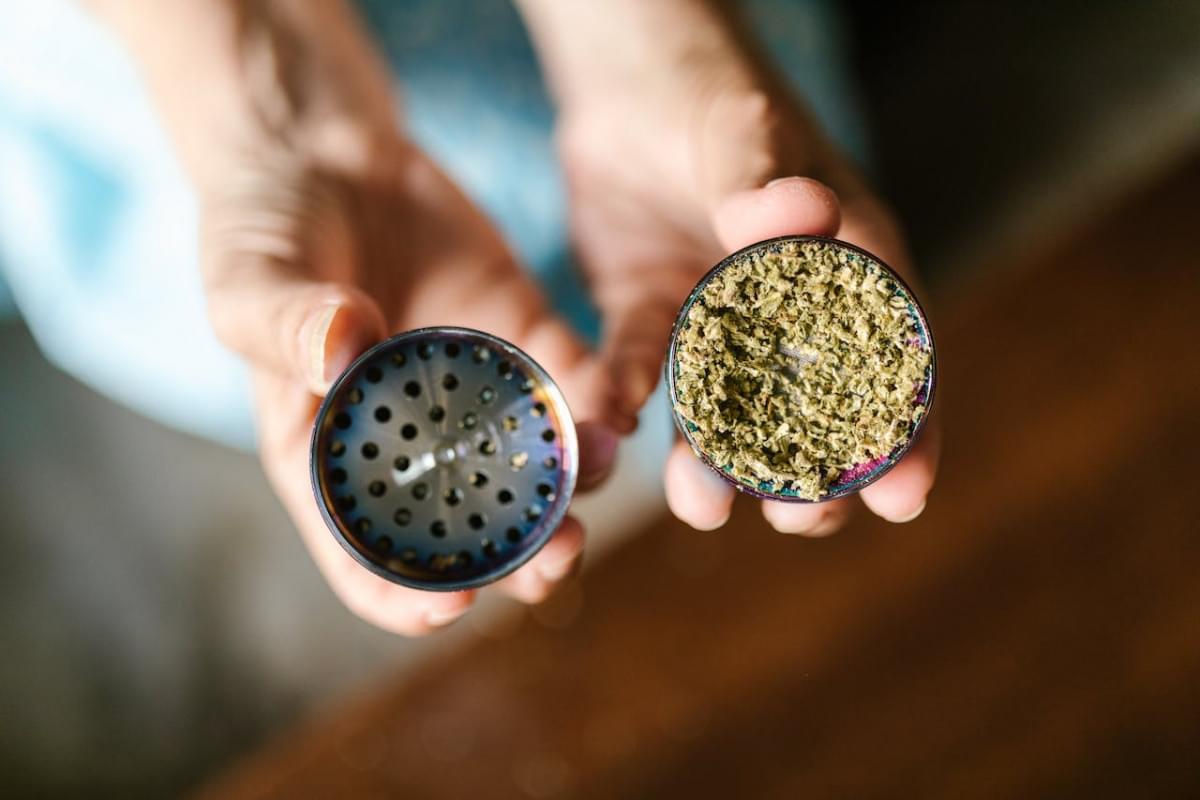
[665,235,938,503]
[309,326,579,590]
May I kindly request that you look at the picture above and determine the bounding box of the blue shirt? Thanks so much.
[0,0,866,448]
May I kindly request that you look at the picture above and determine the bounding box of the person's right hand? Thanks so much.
[560,91,940,536]
[517,0,940,536]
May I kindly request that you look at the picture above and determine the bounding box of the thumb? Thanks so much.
[596,176,843,422]
[710,176,841,252]
[202,252,388,396]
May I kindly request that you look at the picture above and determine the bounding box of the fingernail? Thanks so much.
[807,512,845,537]
[538,552,580,582]
[766,176,802,188]
[620,366,655,417]
[425,605,469,627]
[892,499,927,524]
[306,303,341,392]
[578,424,619,485]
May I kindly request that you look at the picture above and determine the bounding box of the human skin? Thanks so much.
[90,0,618,634]
[517,0,940,535]
[89,0,939,633]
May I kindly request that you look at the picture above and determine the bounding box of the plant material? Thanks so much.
[672,239,932,500]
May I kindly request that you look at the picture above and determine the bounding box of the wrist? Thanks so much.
[516,0,759,109]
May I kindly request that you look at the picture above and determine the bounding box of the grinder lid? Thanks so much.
[310,327,578,591]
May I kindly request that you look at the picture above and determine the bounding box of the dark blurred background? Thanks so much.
[3,1,1199,797]
[848,0,1199,279]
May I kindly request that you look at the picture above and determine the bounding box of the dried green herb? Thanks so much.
[672,239,932,500]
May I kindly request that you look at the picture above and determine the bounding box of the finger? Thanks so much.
[517,313,636,435]
[597,299,678,423]
[210,272,386,396]
[482,302,626,485]
[494,515,586,604]
[591,178,845,423]
[201,210,387,394]
[332,558,477,636]
[253,370,475,635]
[577,421,620,492]
[665,440,736,531]
[818,172,938,521]
[495,305,627,492]
[522,306,639,434]
[407,258,635,438]
[860,416,941,523]
[830,174,918,281]
[761,496,852,537]
[711,176,842,253]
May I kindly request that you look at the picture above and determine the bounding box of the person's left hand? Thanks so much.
[557,65,940,535]
[101,0,624,636]
[204,134,618,634]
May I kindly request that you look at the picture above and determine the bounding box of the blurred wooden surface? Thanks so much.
[200,153,1200,799]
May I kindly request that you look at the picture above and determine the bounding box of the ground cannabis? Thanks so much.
[672,239,932,500]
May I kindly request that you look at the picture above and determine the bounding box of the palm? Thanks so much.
[559,91,906,323]
[211,143,599,633]
[555,87,938,535]
[558,93,747,315]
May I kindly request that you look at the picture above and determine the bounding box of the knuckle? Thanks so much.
[695,85,793,194]
[203,291,240,349]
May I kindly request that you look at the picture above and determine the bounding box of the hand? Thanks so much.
[549,29,940,535]
[203,134,617,634]
[98,0,619,634]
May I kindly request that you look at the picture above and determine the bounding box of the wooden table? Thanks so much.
[200,153,1200,799]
